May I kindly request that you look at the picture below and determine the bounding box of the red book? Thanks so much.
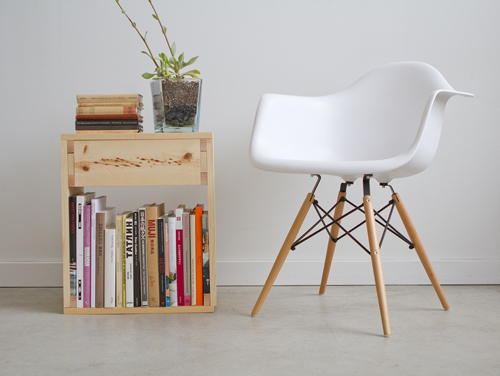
[195,204,204,306]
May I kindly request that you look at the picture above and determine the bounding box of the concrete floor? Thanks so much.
[0,285,499,375]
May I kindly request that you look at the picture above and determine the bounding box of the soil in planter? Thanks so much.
[162,80,200,127]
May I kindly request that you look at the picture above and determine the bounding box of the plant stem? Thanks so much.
[148,0,174,57]
[115,0,159,69]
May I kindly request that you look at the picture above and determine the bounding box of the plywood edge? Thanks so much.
[61,132,214,141]
[64,306,215,315]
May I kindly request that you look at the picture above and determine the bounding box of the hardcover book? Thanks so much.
[115,211,132,307]
[90,196,107,308]
[76,94,143,103]
[194,204,204,306]
[95,207,116,308]
[76,106,142,116]
[133,211,141,307]
[202,211,210,306]
[190,209,197,306]
[146,203,165,307]
[182,209,192,306]
[68,196,77,308]
[124,213,134,307]
[168,212,178,307]
[104,224,116,308]
[175,205,185,306]
[83,204,92,308]
[138,204,154,307]
[75,192,95,308]
[157,216,166,307]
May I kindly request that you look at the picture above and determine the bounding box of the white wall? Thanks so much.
[0,0,498,286]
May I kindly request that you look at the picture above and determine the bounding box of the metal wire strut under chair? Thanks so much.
[290,175,415,255]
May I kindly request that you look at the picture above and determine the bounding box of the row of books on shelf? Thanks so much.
[69,192,210,309]
[75,94,144,133]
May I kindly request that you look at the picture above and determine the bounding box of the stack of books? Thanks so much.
[69,192,211,309]
[75,94,144,133]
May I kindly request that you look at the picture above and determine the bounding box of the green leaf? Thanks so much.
[142,72,156,79]
[181,69,201,78]
[163,26,167,34]
[184,56,199,67]
[141,50,153,59]
[152,14,159,21]
[171,42,176,56]
[178,52,185,65]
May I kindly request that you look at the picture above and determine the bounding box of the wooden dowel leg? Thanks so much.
[251,193,315,317]
[364,195,391,336]
[319,185,347,294]
[392,193,450,310]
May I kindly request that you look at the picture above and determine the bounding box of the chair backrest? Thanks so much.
[250,62,472,181]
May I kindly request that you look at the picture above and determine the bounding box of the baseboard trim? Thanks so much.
[1,260,499,287]
[0,262,61,287]
[216,260,500,285]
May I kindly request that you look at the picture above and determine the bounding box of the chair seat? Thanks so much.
[250,62,473,183]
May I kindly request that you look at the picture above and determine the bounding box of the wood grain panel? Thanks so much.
[73,139,201,186]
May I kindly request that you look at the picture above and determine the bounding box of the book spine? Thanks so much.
[158,217,166,307]
[202,212,210,306]
[164,216,170,307]
[168,214,178,307]
[121,216,127,307]
[195,205,204,306]
[77,94,143,103]
[190,211,197,306]
[75,114,142,121]
[77,101,143,107]
[139,208,148,307]
[83,205,92,308]
[75,124,143,130]
[115,214,123,307]
[104,226,116,308]
[76,194,93,308]
[95,212,105,308]
[183,211,191,306]
[76,106,142,115]
[125,215,134,307]
[69,196,77,307]
[133,211,141,307]
[176,208,184,306]
[147,210,160,307]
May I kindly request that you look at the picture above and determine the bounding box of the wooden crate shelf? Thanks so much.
[61,132,216,314]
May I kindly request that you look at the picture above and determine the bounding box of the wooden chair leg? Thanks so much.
[364,195,391,336]
[319,184,347,294]
[392,193,450,310]
[251,193,315,316]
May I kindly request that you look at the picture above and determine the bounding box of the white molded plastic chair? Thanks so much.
[249,62,473,335]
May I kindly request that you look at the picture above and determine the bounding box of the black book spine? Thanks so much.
[69,196,77,264]
[69,196,77,296]
[133,211,141,307]
[139,208,148,306]
[157,217,166,307]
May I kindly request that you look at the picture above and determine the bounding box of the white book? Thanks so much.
[124,213,134,307]
[104,225,116,308]
[76,192,95,308]
[115,211,132,308]
[168,212,177,306]
[90,196,106,308]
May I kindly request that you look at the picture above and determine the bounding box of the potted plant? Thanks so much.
[115,0,202,133]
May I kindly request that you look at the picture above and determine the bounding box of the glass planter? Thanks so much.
[151,78,202,133]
